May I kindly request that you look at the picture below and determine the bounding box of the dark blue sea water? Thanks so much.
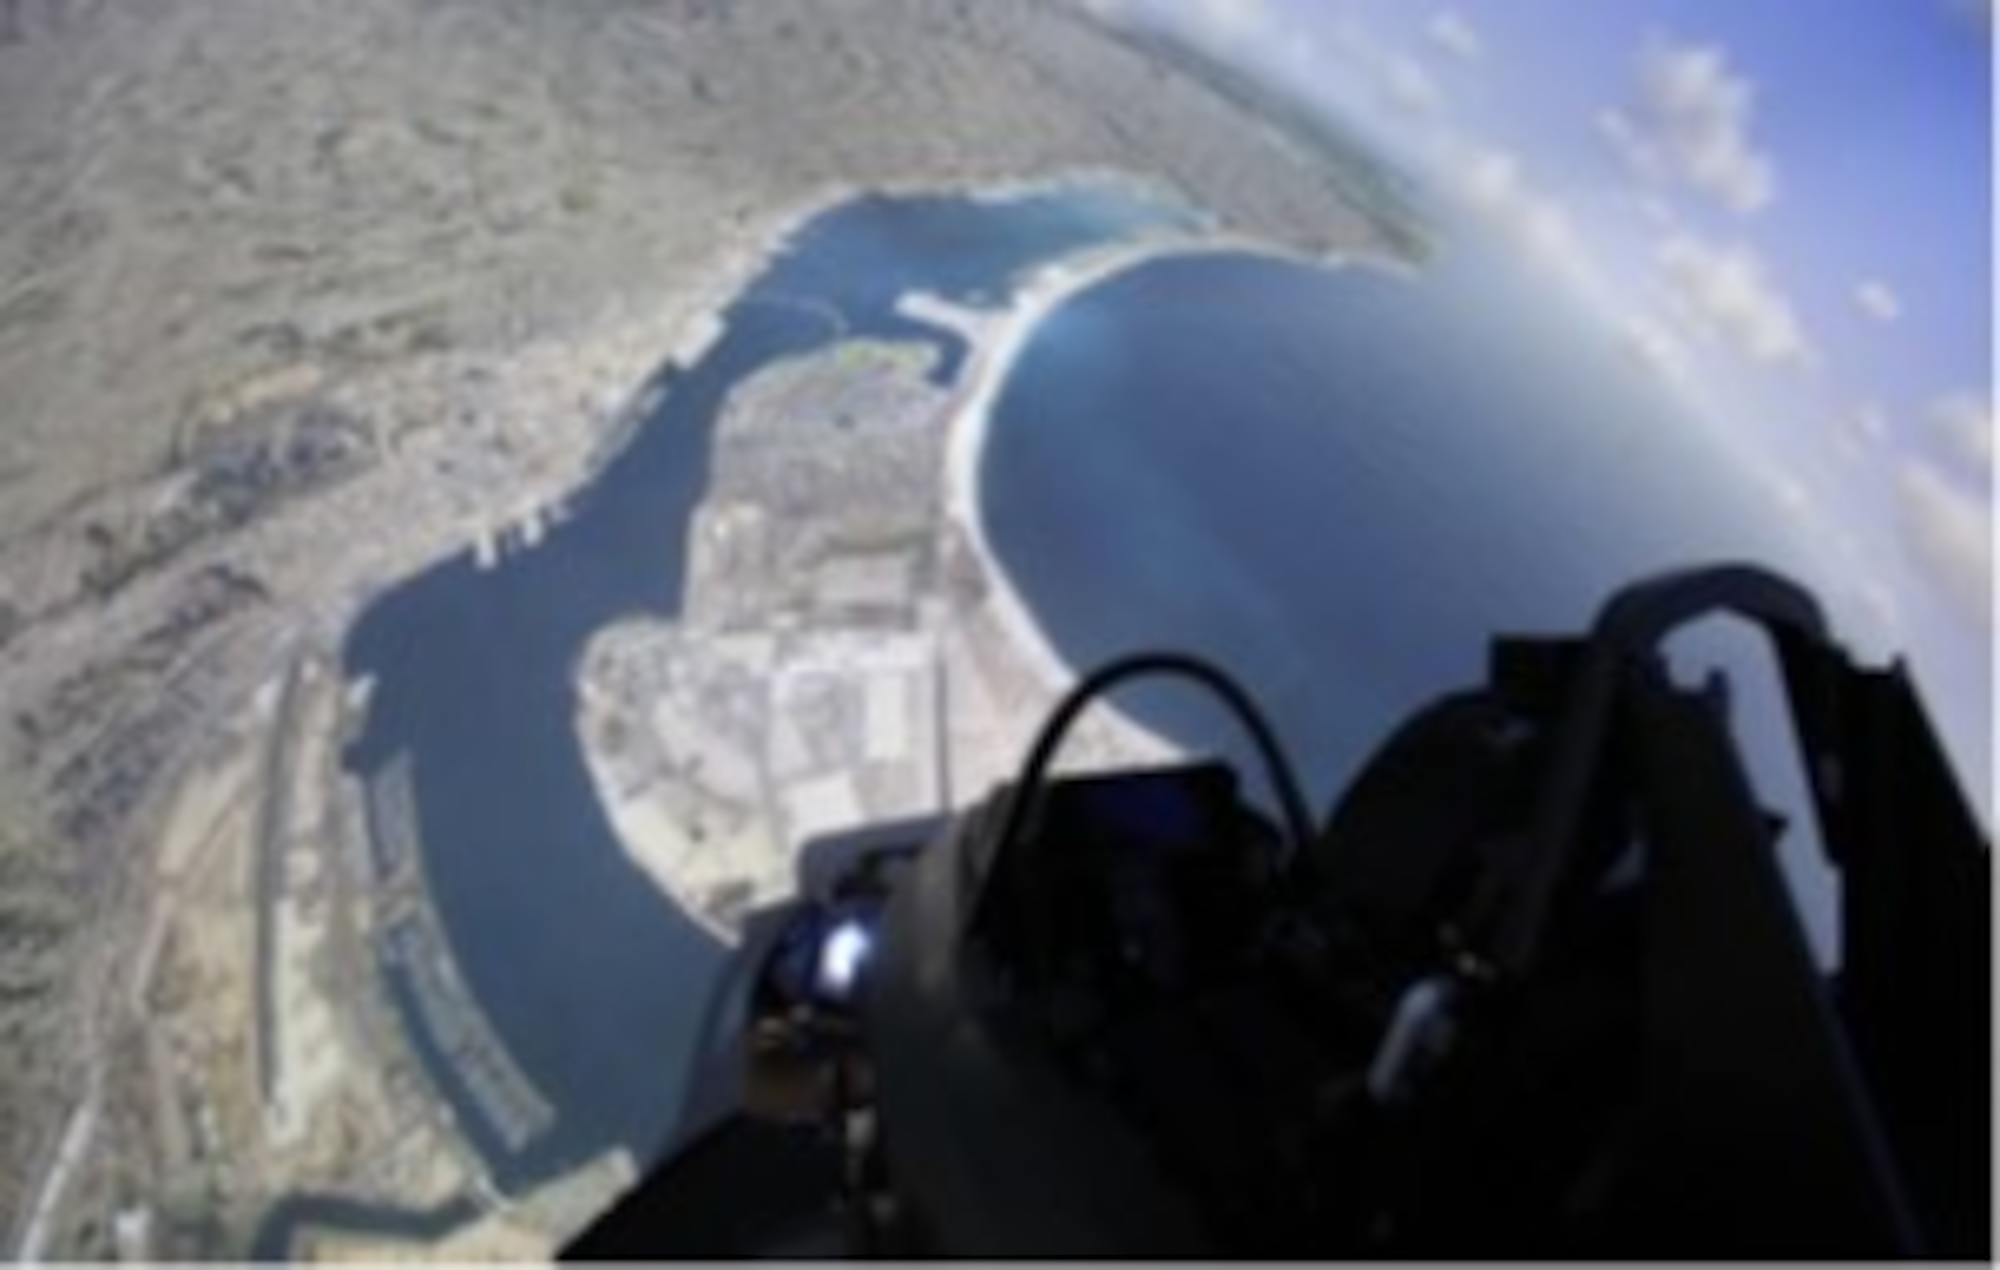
[340,186,1198,1189]
[980,238,1836,815]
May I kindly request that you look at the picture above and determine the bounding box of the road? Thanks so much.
[13,1067,101,1263]
[252,652,304,1116]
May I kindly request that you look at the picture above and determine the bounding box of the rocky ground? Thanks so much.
[0,0,1418,1244]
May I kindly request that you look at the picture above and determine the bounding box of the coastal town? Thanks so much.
[28,247,1201,1264]
[579,269,1179,944]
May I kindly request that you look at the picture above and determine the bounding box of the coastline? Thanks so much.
[928,226,1357,776]
[939,240,1177,704]
[934,226,1368,720]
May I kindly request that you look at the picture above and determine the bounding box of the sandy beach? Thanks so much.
[939,241,1185,702]
[933,226,1345,707]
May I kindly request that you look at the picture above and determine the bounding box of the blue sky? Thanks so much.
[1091,0,1994,803]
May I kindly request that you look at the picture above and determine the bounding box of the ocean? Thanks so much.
[979,239,1837,815]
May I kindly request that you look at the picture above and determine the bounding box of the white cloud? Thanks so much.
[1768,472,1814,520]
[1829,540,1910,650]
[1320,13,1372,64]
[1854,280,1902,323]
[1896,461,1993,630]
[1454,145,1598,295]
[1856,576,1905,640]
[1630,189,1679,231]
[1595,107,1646,168]
[1619,313,1694,386]
[1380,55,1442,118]
[1656,234,1811,366]
[1279,30,1318,74]
[1607,38,1776,215]
[1426,11,1482,61]
[1462,145,1521,204]
[1835,401,1891,461]
[1928,391,1994,485]
[1189,0,1271,44]
[1854,401,1890,444]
